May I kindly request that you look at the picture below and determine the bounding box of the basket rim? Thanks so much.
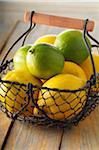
[0,78,93,93]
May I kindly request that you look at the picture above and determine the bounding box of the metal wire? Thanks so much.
[1,11,36,65]
[83,19,96,84]
[0,12,99,128]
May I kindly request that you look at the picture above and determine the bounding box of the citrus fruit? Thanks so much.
[80,53,99,92]
[13,45,32,72]
[34,34,56,45]
[80,53,99,80]
[26,43,64,79]
[34,74,86,120]
[0,70,42,116]
[62,61,87,82]
[54,30,91,64]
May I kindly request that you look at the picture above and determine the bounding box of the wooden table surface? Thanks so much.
[0,20,99,150]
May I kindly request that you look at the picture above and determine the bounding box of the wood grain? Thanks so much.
[0,112,12,149]
[0,20,99,150]
[24,11,95,32]
[0,20,19,54]
[60,107,99,150]
[4,121,63,150]
[0,20,19,149]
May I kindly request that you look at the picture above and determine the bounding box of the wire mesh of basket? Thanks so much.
[0,11,99,128]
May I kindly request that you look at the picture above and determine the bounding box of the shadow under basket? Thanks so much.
[0,11,99,128]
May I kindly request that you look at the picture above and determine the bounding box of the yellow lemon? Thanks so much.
[34,74,87,120]
[80,53,99,92]
[62,61,87,82]
[34,34,56,45]
[80,53,99,80]
[0,70,42,117]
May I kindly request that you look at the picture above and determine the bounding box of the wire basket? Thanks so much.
[0,11,99,128]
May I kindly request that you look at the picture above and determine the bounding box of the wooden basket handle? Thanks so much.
[24,11,95,32]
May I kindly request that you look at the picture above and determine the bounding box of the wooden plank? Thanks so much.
[0,20,19,54]
[0,22,64,149]
[1,20,99,150]
[0,20,19,149]
[0,112,12,149]
[60,107,99,150]
[0,20,99,150]
[4,121,63,150]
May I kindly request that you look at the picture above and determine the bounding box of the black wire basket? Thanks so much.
[0,11,99,128]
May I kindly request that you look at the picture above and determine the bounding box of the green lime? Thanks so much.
[26,43,64,79]
[13,45,32,72]
[54,30,91,64]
